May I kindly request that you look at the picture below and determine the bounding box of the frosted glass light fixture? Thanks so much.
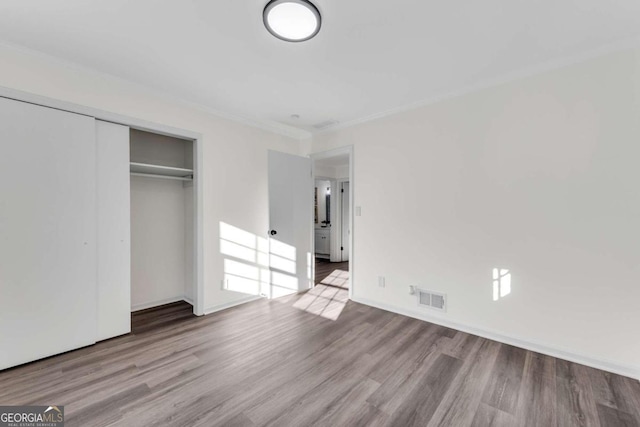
[263,0,321,42]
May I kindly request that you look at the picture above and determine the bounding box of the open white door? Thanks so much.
[268,150,312,298]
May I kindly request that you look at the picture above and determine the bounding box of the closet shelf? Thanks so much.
[130,162,193,181]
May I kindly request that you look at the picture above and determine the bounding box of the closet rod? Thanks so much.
[130,172,193,181]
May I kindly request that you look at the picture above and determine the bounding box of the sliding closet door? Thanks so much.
[96,120,130,341]
[0,97,97,370]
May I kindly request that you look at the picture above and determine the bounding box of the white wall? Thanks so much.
[130,176,186,310]
[311,47,640,378]
[314,164,348,180]
[0,43,301,314]
[335,165,349,180]
[314,165,335,179]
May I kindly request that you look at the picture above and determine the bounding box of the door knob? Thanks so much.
[269,230,277,236]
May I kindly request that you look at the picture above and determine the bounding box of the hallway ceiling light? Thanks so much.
[263,0,321,42]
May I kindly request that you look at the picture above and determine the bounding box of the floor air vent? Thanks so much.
[417,289,446,312]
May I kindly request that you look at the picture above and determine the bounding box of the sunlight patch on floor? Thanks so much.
[291,283,349,320]
[320,269,349,289]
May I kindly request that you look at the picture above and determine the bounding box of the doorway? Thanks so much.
[311,148,352,294]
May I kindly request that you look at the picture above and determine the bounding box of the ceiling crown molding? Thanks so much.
[317,36,640,135]
[0,40,312,141]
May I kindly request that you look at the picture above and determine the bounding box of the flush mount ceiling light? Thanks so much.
[263,0,321,42]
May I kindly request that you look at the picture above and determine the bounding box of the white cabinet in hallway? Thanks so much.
[315,228,331,257]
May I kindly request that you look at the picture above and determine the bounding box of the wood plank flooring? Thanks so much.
[1,292,639,427]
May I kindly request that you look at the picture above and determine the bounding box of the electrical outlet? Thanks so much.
[355,206,362,216]
[378,276,385,288]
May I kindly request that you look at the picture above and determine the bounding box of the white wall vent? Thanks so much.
[417,289,446,312]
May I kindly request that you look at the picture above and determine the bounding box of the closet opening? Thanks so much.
[129,129,197,321]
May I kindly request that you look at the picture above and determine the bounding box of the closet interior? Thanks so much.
[129,129,196,313]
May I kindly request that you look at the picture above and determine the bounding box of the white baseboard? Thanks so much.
[204,295,263,315]
[352,296,639,380]
[131,295,192,312]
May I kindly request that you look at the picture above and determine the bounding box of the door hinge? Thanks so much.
[341,189,344,193]
[341,246,344,250]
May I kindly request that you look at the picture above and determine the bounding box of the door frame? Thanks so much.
[337,178,350,262]
[313,175,337,261]
[310,146,354,300]
[0,86,205,316]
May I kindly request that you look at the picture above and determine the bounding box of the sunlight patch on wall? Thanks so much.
[271,271,299,298]
[220,221,299,298]
[222,259,261,295]
[493,268,511,301]
[221,222,259,249]
[269,253,296,274]
[220,222,269,266]
[270,238,296,262]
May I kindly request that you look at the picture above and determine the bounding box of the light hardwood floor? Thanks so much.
[1,290,639,426]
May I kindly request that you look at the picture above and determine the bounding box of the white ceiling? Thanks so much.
[1,0,640,137]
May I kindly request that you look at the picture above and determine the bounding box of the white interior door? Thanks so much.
[268,150,312,297]
[0,97,97,370]
[341,181,350,262]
